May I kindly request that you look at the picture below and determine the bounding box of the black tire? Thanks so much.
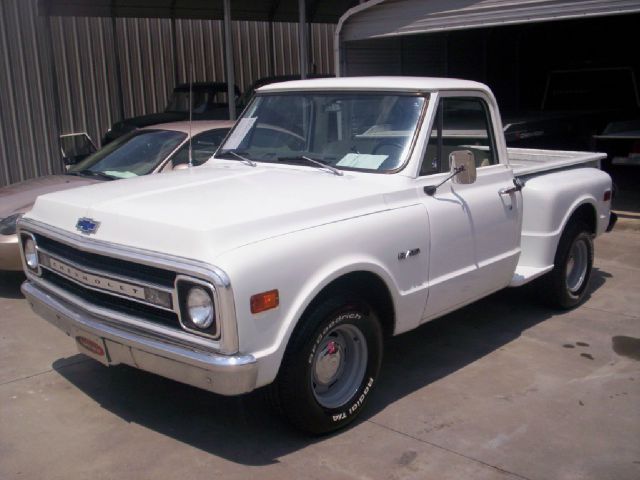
[542,221,594,309]
[270,294,383,434]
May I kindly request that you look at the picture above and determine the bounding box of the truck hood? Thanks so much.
[0,175,98,218]
[26,163,402,261]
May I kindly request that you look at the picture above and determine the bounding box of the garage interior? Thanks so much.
[343,14,639,113]
[339,1,640,211]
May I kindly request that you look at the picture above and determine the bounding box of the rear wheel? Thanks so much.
[270,294,383,434]
[542,222,594,309]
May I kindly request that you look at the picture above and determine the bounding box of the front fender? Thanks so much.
[214,204,430,387]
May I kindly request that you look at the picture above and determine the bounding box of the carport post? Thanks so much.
[298,0,307,79]
[43,14,63,168]
[171,17,179,87]
[223,0,236,120]
[268,20,275,76]
[110,12,125,124]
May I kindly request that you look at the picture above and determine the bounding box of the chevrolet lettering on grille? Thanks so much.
[47,255,147,301]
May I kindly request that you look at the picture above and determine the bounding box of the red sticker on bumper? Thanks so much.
[77,336,105,356]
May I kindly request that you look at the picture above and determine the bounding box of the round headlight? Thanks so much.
[187,287,214,329]
[24,237,38,270]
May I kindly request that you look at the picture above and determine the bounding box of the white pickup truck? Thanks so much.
[19,77,616,434]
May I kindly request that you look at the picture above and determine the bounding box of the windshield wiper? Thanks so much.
[220,150,256,167]
[68,170,116,180]
[277,155,343,176]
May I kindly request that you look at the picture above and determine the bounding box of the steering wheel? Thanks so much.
[255,125,306,150]
[372,140,405,169]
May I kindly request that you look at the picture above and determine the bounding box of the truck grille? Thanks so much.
[34,234,176,287]
[41,270,178,327]
[33,233,180,328]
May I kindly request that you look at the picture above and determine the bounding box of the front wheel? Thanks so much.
[271,294,383,434]
[542,222,594,309]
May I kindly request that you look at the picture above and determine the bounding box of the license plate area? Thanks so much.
[75,330,110,366]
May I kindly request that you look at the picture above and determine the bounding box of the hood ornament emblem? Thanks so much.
[76,217,100,235]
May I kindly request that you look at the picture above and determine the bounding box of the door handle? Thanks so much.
[499,186,517,195]
[499,178,524,195]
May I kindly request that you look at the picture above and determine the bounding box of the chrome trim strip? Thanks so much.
[18,218,240,355]
[38,248,175,312]
[39,247,173,293]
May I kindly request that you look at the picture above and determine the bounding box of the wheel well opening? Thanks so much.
[310,271,396,339]
[568,203,597,234]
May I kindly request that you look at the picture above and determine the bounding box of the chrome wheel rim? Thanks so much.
[566,238,588,293]
[311,323,367,409]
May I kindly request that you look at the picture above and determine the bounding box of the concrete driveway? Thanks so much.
[1,228,638,480]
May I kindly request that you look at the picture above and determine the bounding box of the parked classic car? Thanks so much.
[102,83,240,144]
[0,120,232,270]
[19,77,615,434]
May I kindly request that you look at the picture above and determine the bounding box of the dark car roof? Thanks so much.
[174,82,241,96]
[238,74,334,108]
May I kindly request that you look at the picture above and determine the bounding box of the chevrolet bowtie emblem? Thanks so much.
[76,217,100,235]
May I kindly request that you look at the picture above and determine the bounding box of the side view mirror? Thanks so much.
[172,163,190,171]
[450,150,477,185]
[424,150,477,196]
[60,132,97,170]
[62,155,82,170]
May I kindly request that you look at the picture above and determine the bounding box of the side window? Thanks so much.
[172,128,230,167]
[420,97,497,176]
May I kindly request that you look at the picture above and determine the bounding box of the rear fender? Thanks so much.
[519,168,611,269]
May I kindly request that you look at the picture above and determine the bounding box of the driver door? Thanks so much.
[419,94,522,321]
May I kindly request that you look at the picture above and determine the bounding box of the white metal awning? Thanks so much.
[339,0,640,42]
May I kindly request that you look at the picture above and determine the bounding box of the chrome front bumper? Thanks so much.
[22,280,258,396]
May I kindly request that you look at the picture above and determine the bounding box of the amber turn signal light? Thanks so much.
[603,189,612,202]
[250,289,279,314]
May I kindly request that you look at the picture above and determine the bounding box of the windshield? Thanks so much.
[217,92,426,172]
[69,130,186,178]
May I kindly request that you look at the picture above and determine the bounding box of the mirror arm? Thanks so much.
[424,165,465,196]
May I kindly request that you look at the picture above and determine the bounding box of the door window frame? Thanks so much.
[418,91,502,178]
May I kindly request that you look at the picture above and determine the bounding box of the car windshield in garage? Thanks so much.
[68,129,187,179]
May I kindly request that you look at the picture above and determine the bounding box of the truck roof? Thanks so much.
[258,76,491,94]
